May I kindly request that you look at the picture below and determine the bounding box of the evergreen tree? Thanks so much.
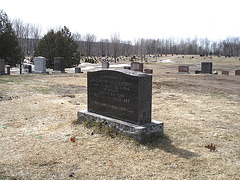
[34,26,80,68]
[0,9,23,67]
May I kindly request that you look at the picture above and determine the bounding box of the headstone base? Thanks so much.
[77,110,164,143]
[177,72,190,74]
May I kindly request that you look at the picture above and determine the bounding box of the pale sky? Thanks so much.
[1,0,240,42]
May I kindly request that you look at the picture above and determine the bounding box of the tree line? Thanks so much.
[13,17,240,59]
[1,9,240,68]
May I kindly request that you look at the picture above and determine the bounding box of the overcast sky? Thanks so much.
[1,0,240,42]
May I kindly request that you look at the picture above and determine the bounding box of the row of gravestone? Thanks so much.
[24,57,65,74]
[178,62,240,75]
[0,57,67,75]
[103,61,153,74]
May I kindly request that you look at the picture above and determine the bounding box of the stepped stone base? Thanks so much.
[77,110,164,143]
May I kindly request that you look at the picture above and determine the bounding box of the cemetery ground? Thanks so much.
[0,55,240,179]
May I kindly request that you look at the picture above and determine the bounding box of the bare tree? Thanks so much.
[84,33,96,56]
[110,33,121,63]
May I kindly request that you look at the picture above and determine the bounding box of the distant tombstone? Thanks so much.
[75,67,82,73]
[34,57,48,73]
[222,71,229,75]
[201,62,212,74]
[78,69,163,142]
[102,62,109,69]
[6,65,10,75]
[235,70,240,75]
[178,66,189,74]
[0,59,5,75]
[54,57,65,73]
[144,68,153,74]
[131,62,143,72]
[23,64,32,74]
[195,70,201,74]
[124,66,131,70]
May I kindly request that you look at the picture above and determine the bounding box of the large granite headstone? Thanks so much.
[54,57,65,73]
[88,69,152,125]
[131,62,143,72]
[78,69,163,142]
[34,57,48,73]
[0,59,5,75]
[201,62,212,74]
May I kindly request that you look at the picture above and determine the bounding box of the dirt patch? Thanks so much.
[0,57,240,179]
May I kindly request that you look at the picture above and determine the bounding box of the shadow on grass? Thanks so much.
[141,134,199,159]
[73,120,199,159]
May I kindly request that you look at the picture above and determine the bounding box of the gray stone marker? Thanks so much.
[23,64,32,74]
[77,69,163,142]
[201,62,212,74]
[54,57,65,73]
[75,67,83,73]
[0,59,5,75]
[131,62,143,72]
[178,66,189,74]
[102,62,109,69]
[34,57,48,73]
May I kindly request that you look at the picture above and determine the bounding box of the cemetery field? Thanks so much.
[0,56,240,179]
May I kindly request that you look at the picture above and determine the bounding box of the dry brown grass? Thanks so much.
[0,56,240,179]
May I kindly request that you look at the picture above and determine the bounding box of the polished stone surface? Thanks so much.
[87,69,152,125]
[54,57,65,73]
[201,62,212,74]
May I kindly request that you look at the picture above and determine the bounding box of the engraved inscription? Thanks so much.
[87,70,152,125]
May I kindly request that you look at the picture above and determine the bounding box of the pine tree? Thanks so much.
[34,26,80,68]
[0,9,23,67]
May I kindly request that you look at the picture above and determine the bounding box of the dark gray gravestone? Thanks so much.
[77,69,163,142]
[54,57,65,73]
[201,62,212,74]
[88,69,152,125]
[0,59,5,75]
[75,67,82,73]
[195,70,201,74]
